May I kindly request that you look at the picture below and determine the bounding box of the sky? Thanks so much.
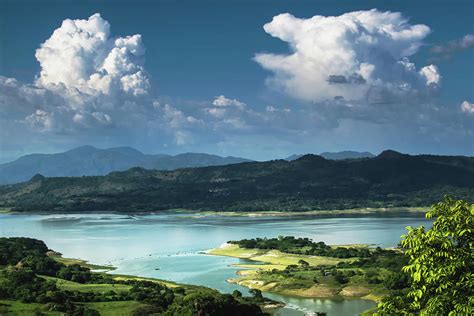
[0,0,473,162]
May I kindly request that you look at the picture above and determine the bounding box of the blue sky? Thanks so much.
[0,0,473,162]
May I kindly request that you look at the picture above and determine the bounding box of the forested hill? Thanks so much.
[0,150,473,212]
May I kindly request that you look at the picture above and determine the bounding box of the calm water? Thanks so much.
[0,212,431,315]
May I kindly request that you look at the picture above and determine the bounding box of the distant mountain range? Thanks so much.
[0,147,377,185]
[1,150,473,213]
[0,146,251,185]
[286,151,374,161]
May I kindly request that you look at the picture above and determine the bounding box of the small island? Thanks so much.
[207,236,410,309]
[206,196,473,316]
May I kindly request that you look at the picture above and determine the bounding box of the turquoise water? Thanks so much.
[0,212,431,315]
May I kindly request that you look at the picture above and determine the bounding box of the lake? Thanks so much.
[0,212,431,315]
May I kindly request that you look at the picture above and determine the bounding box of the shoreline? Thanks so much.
[49,252,286,311]
[189,207,428,218]
[49,253,184,289]
[206,244,386,303]
[1,206,429,217]
[48,252,117,271]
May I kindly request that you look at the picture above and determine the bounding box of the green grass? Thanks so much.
[208,244,392,302]
[84,301,150,316]
[208,244,353,268]
[0,299,59,315]
[50,255,116,271]
[110,274,180,288]
[41,275,132,293]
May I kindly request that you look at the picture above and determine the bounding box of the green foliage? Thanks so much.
[383,272,410,290]
[164,291,267,316]
[378,197,474,315]
[230,236,372,258]
[2,153,474,212]
[333,270,349,284]
[232,290,242,298]
[57,264,91,283]
[249,289,263,301]
[336,247,408,271]
[0,237,269,316]
[0,238,49,265]
[0,268,68,304]
[364,269,382,284]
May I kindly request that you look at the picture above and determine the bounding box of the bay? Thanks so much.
[0,212,431,315]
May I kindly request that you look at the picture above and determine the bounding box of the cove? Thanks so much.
[0,212,431,315]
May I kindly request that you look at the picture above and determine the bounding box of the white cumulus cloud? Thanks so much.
[35,13,149,97]
[419,65,441,86]
[204,95,256,130]
[0,13,154,139]
[212,95,246,109]
[254,9,440,102]
[0,11,472,161]
[461,101,474,114]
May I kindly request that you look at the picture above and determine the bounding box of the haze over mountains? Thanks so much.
[1,150,473,213]
[0,146,251,185]
[0,146,376,185]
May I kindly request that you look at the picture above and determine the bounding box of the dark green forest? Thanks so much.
[0,238,270,315]
[1,151,473,212]
[229,236,373,258]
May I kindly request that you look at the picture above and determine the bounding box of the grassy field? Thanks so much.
[84,301,150,316]
[110,274,180,288]
[50,254,116,271]
[207,244,389,302]
[0,299,151,316]
[208,243,354,267]
[0,300,60,315]
[41,275,132,293]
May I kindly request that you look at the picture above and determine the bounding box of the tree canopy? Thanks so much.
[378,197,473,315]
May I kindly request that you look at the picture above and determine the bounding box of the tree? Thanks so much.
[383,272,410,290]
[232,290,242,298]
[249,288,263,301]
[378,197,473,315]
[334,271,349,284]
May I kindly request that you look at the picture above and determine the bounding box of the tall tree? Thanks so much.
[378,197,473,315]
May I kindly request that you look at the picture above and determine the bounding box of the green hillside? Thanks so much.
[1,151,473,212]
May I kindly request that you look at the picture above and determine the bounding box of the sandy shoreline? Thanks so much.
[206,243,384,302]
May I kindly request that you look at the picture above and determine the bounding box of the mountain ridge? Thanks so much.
[1,152,473,213]
[286,151,375,161]
[0,146,251,184]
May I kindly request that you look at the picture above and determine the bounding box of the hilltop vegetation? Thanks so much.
[0,237,272,315]
[0,151,472,213]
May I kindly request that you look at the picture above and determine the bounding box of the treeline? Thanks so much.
[229,236,372,258]
[0,237,269,316]
[1,152,474,213]
[262,248,410,289]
